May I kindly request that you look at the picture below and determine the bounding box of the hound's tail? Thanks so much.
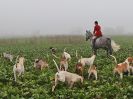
[52,54,59,59]
[53,59,60,72]
[111,40,120,52]
[110,55,117,64]
[64,48,66,52]
[13,70,16,82]
[75,50,78,59]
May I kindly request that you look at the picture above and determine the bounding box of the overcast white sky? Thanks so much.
[0,0,133,37]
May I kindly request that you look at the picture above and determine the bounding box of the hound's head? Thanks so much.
[125,57,133,65]
[50,47,57,54]
[35,59,40,63]
[49,47,53,49]
[60,65,65,71]
[56,71,65,82]
[76,62,83,70]
[19,57,25,64]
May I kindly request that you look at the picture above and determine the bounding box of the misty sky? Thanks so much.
[0,0,133,37]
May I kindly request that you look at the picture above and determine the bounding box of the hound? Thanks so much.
[52,59,83,92]
[75,62,84,76]
[129,64,133,75]
[49,47,57,54]
[88,65,97,80]
[127,57,133,74]
[3,52,13,62]
[13,56,25,82]
[59,56,68,71]
[113,57,133,79]
[52,48,71,61]
[75,55,96,76]
[61,48,71,61]
[78,55,96,67]
[34,58,49,70]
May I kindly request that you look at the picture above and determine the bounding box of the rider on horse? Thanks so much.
[92,21,103,48]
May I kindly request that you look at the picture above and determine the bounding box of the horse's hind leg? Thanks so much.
[108,46,113,55]
[107,38,112,55]
[106,47,112,56]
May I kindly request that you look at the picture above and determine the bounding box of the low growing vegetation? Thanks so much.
[0,35,133,99]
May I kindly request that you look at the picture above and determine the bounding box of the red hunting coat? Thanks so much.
[93,24,102,37]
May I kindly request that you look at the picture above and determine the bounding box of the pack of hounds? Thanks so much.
[2,47,133,92]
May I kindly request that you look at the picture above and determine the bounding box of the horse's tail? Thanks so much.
[111,40,120,52]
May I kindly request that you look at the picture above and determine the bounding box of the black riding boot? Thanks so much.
[92,39,96,49]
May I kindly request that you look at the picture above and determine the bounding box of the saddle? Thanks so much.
[92,36,109,47]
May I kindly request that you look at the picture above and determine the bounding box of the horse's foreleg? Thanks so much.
[108,39,113,55]
[93,49,97,55]
[106,49,109,56]
[106,48,111,56]
[109,47,113,55]
[92,47,95,55]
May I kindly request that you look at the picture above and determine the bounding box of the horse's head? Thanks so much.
[86,30,92,41]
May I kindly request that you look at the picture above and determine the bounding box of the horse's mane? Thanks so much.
[86,30,93,37]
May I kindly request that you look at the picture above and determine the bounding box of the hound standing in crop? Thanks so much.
[52,59,83,92]
[61,48,71,61]
[34,58,49,70]
[59,56,68,71]
[59,48,72,71]
[128,57,133,74]
[78,55,96,67]
[113,57,133,79]
[88,65,97,80]
[75,62,84,76]
[52,48,71,61]
[13,56,25,81]
[3,52,13,62]
[75,55,96,76]
[49,47,57,54]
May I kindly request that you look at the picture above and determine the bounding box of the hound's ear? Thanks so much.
[56,72,59,77]
[35,59,39,63]
[56,73,59,77]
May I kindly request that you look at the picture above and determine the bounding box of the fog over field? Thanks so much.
[0,0,133,37]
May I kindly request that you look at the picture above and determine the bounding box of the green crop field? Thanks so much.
[0,35,133,99]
